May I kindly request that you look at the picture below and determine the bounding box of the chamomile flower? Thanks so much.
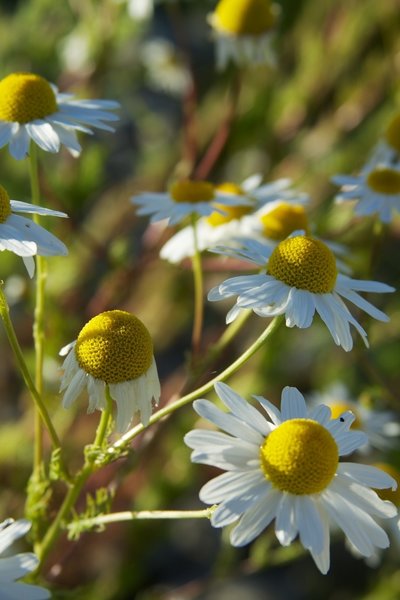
[0,72,119,160]
[60,310,160,432]
[309,384,400,453]
[132,178,251,227]
[0,183,67,277]
[184,382,397,574]
[332,160,400,223]
[0,518,50,599]
[207,234,394,351]
[160,176,308,263]
[209,0,279,70]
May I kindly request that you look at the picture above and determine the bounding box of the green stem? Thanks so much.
[29,144,46,470]
[36,388,113,569]
[190,215,204,356]
[111,315,283,451]
[69,508,213,531]
[0,285,60,448]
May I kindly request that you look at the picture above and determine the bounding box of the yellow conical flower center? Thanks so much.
[207,182,252,226]
[0,185,11,223]
[260,418,338,495]
[373,463,400,505]
[260,203,309,241]
[170,180,215,204]
[75,310,153,384]
[267,236,337,294]
[0,73,57,124]
[329,402,362,429]
[366,167,400,195]
[213,0,276,36]
[385,113,400,154]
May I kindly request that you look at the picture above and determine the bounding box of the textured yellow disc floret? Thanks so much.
[170,180,215,204]
[329,402,362,429]
[385,114,400,154]
[260,203,309,240]
[373,463,400,505]
[75,310,153,384]
[267,236,337,294]
[0,185,11,223]
[367,167,400,195]
[0,73,57,124]
[213,0,276,36]
[260,418,338,495]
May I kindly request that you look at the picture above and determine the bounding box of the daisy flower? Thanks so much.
[309,384,400,453]
[332,159,400,223]
[208,0,279,70]
[132,178,251,227]
[0,72,119,160]
[0,518,50,599]
[60,310,161,432]
[0,183,67,277]
[160,176,309,263]
[207,234,394,351]
[184,382,397,574]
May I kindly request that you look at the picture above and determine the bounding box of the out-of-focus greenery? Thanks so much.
[0,0,399,598]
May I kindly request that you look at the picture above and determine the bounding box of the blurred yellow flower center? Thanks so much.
[75,310,153,384]
[260,203,309,240]
[0,185,11,223]
[207,183,252,226]
[373,463,400,505]
[0,73,57,124]
[170,180,215,204]
[213,0,276,36]
[267,236,337,293]
[367,167,400,195]
[329,402,362,429]
[385,113,400,154]
[260,418,338,495]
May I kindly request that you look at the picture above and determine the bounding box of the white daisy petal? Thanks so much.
[230,489,281,546]
[192,399,264,444]
[25,121,60,153]
[337,463,397,490]
[215,382,273,436]
[295,496,325,554]
[280,387,307,420]
[275,494,297,545]
[9,125,30,160]
[199,470,266,504]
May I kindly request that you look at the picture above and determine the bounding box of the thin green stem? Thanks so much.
[68,508,213,531]
[0,285,60,448]
[111,315,283,451]
[190,215,204,356]
[36,389,113,570]
[29,144,47,470]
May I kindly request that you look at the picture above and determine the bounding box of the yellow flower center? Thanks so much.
[373,463,400,505]
[328,402,362,429]
[75,310,153,384]
[384,113,400,154]
[206,182,252,226]
[170,180,215,204]
[213,0,276,36]
[267,236,337,294]
[260,418,338,495]
[0,185,11,223]
[260,203,309,241]
[0,73,57,124]
[366,167,400,195]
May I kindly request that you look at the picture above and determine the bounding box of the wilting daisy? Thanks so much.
[60,310,161,432]
[160,176,309,263]
[332,160,400,223]
[208,0,279,70]
[185,382,397,574]
[309,384,400,453]
[132,178,251,227]
[0,518,50,599]
[208,234,394,350]
[0,183,67,277]
[0,72,119,160]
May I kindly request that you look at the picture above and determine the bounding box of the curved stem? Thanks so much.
[0,285,60,448]
[111,315,283,450]
[190,216,204,356]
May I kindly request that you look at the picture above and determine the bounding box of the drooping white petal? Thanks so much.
[25,121,60,153]
[275,493,297,546]
[230,488,281,546]
[295,495,325,554]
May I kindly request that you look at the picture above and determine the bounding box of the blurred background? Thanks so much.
[0,0,399,598]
